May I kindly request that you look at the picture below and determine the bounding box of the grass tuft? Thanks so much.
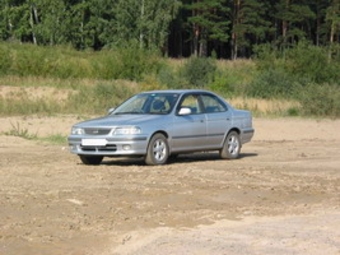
[4,122,38,140]
[40,134,68,145]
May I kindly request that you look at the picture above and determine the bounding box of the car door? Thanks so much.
[171,93,207,152]
[201,93,232,148]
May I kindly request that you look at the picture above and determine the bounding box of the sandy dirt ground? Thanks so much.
[0,116,340,255]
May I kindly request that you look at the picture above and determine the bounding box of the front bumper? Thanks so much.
[68,135,148,156]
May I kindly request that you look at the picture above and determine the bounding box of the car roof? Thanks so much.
[141,89,213,95]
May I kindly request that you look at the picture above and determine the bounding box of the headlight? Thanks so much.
[71,127,84,135]
[113,126,141,135]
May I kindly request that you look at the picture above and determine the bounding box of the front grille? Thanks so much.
[80,145,117,152]
[84,128,111,135]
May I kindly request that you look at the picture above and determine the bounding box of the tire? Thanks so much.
[167,154,179,163]
[79,155,103,165]
[220,131,241,159]
[145,133,169,165]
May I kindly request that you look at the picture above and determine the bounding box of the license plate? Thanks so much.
[82,139,107,146]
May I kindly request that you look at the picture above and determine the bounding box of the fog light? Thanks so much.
[122,144,131,150]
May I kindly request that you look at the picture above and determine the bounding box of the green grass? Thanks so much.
[1,42,339,118]
[39,134,68,145]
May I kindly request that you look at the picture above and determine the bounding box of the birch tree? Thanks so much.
[326,0,340,59]
[113,0,180,50]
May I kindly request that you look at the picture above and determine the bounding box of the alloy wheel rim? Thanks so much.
[153,139,166,161]
[228,135,239,155]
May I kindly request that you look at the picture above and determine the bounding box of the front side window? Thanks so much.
[178,94,203,114]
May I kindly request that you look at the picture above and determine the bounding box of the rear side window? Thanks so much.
[201,94,228,113]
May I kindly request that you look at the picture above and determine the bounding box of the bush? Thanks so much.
[254,41,340,85]
[246,68,301,99]
[67,81,133,115]
[0,44,11,75]
[106,47,163,81]
[6,43,94,78]
[156,64,184,89]
[299,83,340,117]
[102,46,164,81]
[2,42,164,81]
[284,42,333,84]
[208,70,235,97]
[180,56,217,88]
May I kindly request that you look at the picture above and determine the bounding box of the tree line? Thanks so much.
[0,0,339,59]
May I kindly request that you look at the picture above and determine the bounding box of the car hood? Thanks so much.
[74,114,167,128]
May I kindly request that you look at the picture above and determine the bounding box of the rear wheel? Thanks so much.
[145,133,169,165]
[79,155,103,165]
[220,131,241,159]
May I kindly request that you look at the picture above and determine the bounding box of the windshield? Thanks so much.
[112,93,179,115]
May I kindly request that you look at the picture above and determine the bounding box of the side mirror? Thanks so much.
[178,107,192,116]
[107,107,115,115]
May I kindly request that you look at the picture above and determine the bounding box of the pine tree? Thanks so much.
[185,0,231,57]
[231,0,272,59]
[274,0,315,47]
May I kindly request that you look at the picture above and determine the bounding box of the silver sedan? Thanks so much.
[68,89,254,165]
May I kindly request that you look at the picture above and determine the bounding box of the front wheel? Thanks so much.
[79,155,103,165]
[220,131,241,159]
[145,133,169,165]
